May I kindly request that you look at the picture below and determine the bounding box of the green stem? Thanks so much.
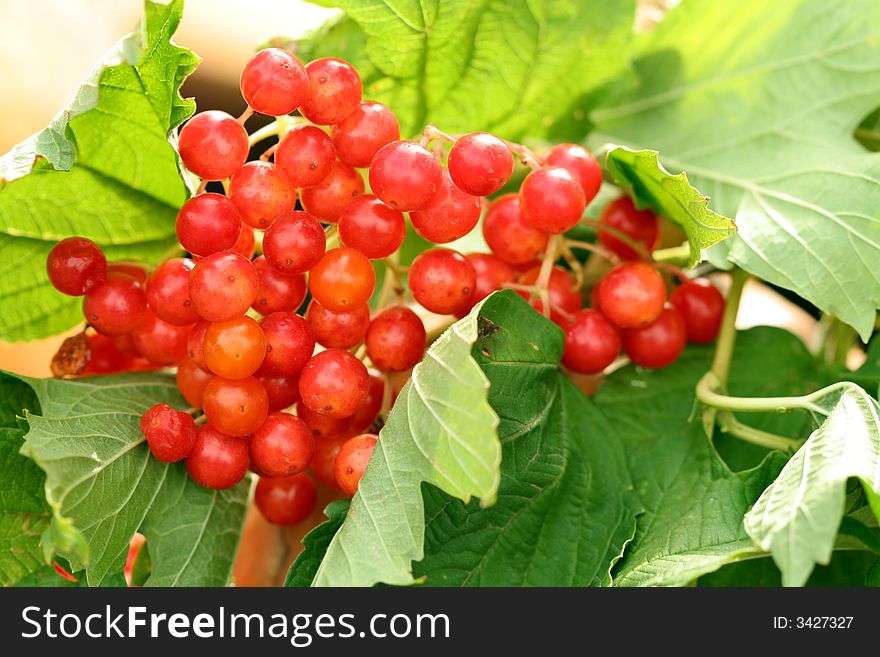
[696,374,850,416]
[709,267,748,391]
[716,412,802,453]
[652,243,691,266]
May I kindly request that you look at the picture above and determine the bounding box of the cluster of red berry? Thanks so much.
[45,46,724,527]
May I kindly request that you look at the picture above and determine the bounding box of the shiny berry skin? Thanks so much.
[232,224,256,259]
[178,110,249,180]
[228,161,297,229]
[297,401,350,440]
[365,306,426,372]
[334,434,378,496]
[275,125,336,188]
[669,279,725,344]
[369,140,442,211]
[305,300,370,349]
[140,403,197,463]
[47,237,106,296]
[256,369,300,411]
[240,48,308,116]
[562,309,621,374]
[459,253,516,315]
[621,307,686,369]
[204,316,267,379]
[299,161,364,223]
[202,376,269,437]
[250,412,315,478]
[176,193,243,257]
[599,197,660,260]
[348,375,385,434]
[83,273,147,337]
[132,311,190,365]
[145,258,199,326]
[186,320,210,370]
[186,424,249,490]
[410,169,482,244]
[309,247,376,312]
[482,195,549,265]
[189,252,259,323]
[447,132,514,196]
[262,211,326,276]
[520,167,586,234]
[255,473,317,525]
[107,262,148,286]
[176,356,213,408]
[300,57,362,125]
[252,256,307,315]
[409,248,476,316]
[299,349,369,419]
[596,262,667,330]
[338,195,406,260]
[309,433,348,489]
[332,101,400,167]
[543,144,602,203]
[83,334,139,375]
[260,312,315,375]
[518,265,582,325]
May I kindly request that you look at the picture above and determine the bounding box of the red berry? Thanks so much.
[338,195,406,259]
[256,369,300,411]
[47,237,106,296]
[447,132,514,196]
[186,320,210,370]
[189,252,259,323]
[140,403,197,463]
[309,247,376,312]
[186,424,250,489]
[669,279,724,344]
[621,307,686,369]
[299,349,369,419]
[202,376,269,437]
[132,311,191,366]
[107,262,148,286]
[178,110,249,180]
[332,100,400,167]
[275,125,336,188]
[232,224,256,260]
[518,265,582,325]
[348,375,385,435]
[599,197,660,260]
[459,253,516,315]
[310,434,349,489]
[240,48,308,116]
[299,160,364,223]
[562,309,621,374]
[204,316,267,379]
[305,300,370,349]
[482,195,549,265]
[300,57,362,125]
[369,140,442,211]
[408,248,476,316]
[83,273,147,337]
[176,356,213,408]
[543,144,602,203]
[83,334,139,375]
[410,169,482,244]
[297,401,350,440]
[176,193,243,257]
[365,306,426,372]
[228,161,297,229]
[255,473,316,525]
[334,434,377,496]
[252,255,307,315]
[597,262,666,330]
[262,211,326,276]
[519,167,586,234]
[145,258,199,326]
[260,312,315,375]
[250,411,314,478]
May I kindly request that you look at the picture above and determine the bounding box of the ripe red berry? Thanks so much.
[408,248,476,316]
[309,247,376,312]
[482,195,549,265]
[296,401,350,440]
[256,369,300,411]
[599,197,660,260]
[47,237,106,296]
[275,125,336,188]
[145,258,199,326]
[131,311,190,365]
[186,424,250,490]
[176,193,243,257]
[369,140,442,211]
[178,110,249,180]
[334,434,378,496]
[621,307,686,369]
[365,306,426,372]
[597,262,667,330]
[83,273,147,337]
[189,252,259,322]
[140,403,197,463]
[83,334,139,375]
[410,169,482,244]
[299,349,369,419]
[310,433,349,489]
[252,255,307,315]
[106,262,148,286]
[300,57,362,125]
[338,195,406,259]
[459,253,516,315]
[543,144,602,203]
[305,300,370,349]
[447,132,514,196]
[204,316,267,379]
[240,48,308,116]
[669,279,725,344]
[299,160,364,223]
[202,376,269,437]
[260,312,315,375]
[255,473,317,525]
[262,211,326,276]
[518,265,582,325]
[519,167,586,234]
[562,309,621,374]
[228,161,297,229]
[187,320,210,370]
[250,412,315,478]
[348,375,385,435]
[231,224,256,260]
[176,356,213,408]
[332,100,400,167]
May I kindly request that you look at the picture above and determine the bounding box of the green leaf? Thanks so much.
[304,0,636,139]
[591,0,880,339]
[0,0,196,341]
[12,371,250,587]
[285,500,350,587]
[699,551,879,587]
[744,384,880,586]
[605,147,736,266]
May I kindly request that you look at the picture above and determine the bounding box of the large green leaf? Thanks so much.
[0,0,196,341]
[591,0,880,339]
[12,371,249,587]
[284,500,350,587]
[699,551,879,587]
